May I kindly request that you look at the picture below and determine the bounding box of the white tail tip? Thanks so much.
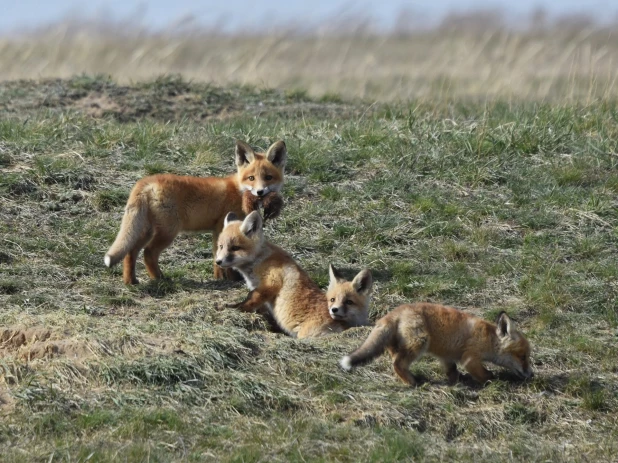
[340,356,352,371]
[104,255,112,267]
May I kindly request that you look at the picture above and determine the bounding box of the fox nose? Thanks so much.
[215,259,223,266]
[330,307,339,313]
[256,189,265,196]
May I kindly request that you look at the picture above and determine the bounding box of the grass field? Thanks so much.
[2,14,618,102]
[1,74,618,462]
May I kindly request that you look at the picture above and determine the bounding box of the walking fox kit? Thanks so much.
[216,211,373,338]
[104,140,287,284]
[341,303,533,386]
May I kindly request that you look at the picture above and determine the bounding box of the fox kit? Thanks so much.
[341,303,533,386]
[216,211,373,338]
[104,140,287,284]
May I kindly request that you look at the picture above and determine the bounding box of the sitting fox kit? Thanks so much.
[216,211,373,338]
[104,140,287,284]
[341,303,533,386]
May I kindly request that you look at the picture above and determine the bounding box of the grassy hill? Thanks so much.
[0,75,617,462]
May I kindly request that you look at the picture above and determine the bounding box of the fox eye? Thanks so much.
[345,299,354,305]
[248,176,255,181]
[230,246,241,252]
[265,175,273,181]
[330,298,335,303]
[219,245,223,249]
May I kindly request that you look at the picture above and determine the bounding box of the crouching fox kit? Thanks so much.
[104,140,287,284]
[216,211,373,338]
[341,303,533,386]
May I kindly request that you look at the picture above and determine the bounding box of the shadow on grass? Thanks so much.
[400,370,541,390]
[137,276,243,298]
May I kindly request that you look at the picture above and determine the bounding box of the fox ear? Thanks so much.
[240,211,263,237]
[496,312,514,338]
[235,140,256,167]
[329,264,344,286]
[352,269,373,295]
[224,212,238,227]
[265,140,287,168]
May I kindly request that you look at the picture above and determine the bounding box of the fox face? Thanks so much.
[326,264,373,327]
[236,140,286,197]
[216,211,264,269]
[493,312,533,379]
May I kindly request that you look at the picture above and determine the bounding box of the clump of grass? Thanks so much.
[368,430,425,462]
[92,188,129,211]
[0,280,21,295]
[504,402,544,425]
[0,151,10,167]
[143,161,176,175]
[566,375,609,411]
[2,174,38,196]
[33,156,84,186]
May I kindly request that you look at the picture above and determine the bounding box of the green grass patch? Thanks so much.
[0,77,617,462]
[92,188,129,211]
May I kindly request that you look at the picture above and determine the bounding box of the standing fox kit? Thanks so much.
[341,303,533,386]
[216,211,373,338]
[104,140,287,284]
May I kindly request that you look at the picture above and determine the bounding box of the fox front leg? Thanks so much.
[226,289,271,313]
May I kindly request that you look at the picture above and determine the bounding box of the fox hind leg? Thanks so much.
[144,231,175,280]
[441,360,460,384]
[388,333,428,387]
[122,231,153,285]
[392,352,418,386]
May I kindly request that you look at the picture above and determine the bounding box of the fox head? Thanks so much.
[326,264,373,327]
[235,140,287,197]
[216,211,264,269]
[494,312,533,379]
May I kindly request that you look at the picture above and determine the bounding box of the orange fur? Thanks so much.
[104,140,287,284]
[216,211,373,338]
[341,303,533,386]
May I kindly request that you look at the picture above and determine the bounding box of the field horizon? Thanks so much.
[2,10,618,103]
[1,74,617,461]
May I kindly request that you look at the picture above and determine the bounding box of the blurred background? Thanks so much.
[1,0,618,101]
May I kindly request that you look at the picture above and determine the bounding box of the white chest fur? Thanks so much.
[238,268,260,291]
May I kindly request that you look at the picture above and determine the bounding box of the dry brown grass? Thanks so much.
[1,13,618,102]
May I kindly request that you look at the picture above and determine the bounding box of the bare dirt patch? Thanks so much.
[74,93,121,118]
[0,326,189,363]
[0,326,94,361]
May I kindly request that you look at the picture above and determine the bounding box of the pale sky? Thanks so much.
[0,0,616,32]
